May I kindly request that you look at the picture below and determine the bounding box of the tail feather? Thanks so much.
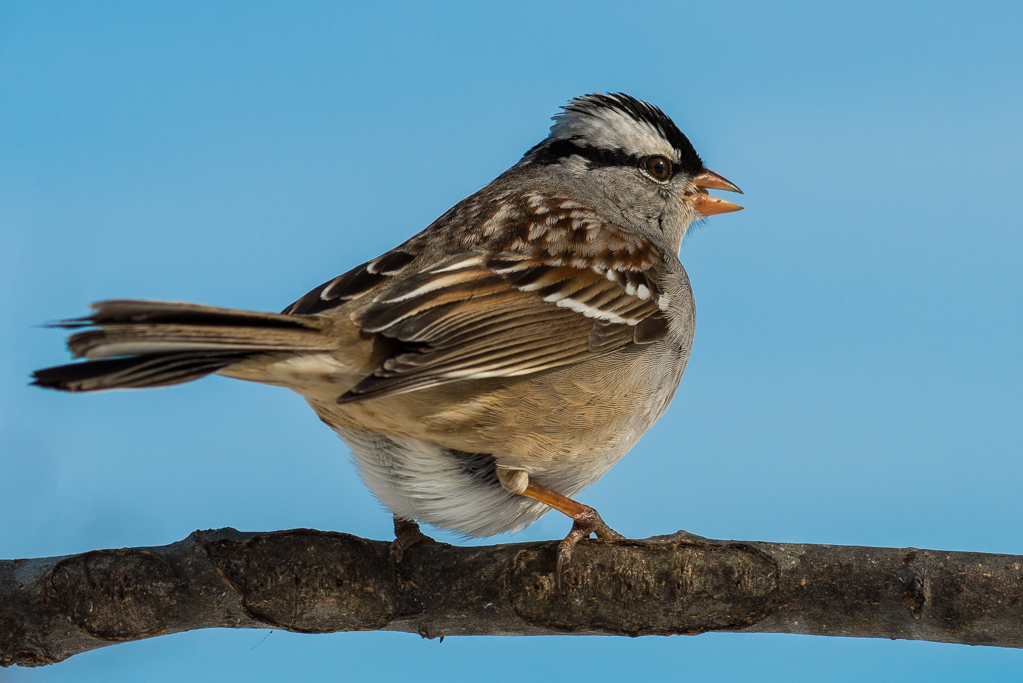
[34,299,335,393]
[32,352,252,392]
[68,324,334,360]
[63,299,321,329]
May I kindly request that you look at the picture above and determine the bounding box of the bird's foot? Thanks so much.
[390,516,437,567]
[555,505,625,589]
[515,480,626,589]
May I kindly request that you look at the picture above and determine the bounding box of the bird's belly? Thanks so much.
[309,342,687,538]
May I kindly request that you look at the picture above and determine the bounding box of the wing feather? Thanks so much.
[282,192,672,403]
[340,261,662,400]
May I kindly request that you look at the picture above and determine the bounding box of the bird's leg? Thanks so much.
[497,467,624,588]
[522,481,626,586]
[390,515,436,565]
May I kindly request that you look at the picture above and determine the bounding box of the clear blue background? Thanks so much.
[3,1,1022,681]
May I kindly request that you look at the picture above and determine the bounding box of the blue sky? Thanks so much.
[2,1,1022,681]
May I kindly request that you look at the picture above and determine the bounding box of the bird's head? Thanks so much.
[519,93,742,249]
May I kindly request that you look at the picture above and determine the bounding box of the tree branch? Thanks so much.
[3,528,1022,667]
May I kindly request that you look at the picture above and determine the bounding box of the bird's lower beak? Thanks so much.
[690,169,743,216]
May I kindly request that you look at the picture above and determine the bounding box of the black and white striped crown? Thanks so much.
[524,93,703,176]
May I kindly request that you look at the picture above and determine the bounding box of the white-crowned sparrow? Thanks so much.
[34,93,742,582]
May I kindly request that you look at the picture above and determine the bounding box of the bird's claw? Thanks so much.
[390,518,437,585]
[554,505,624,589]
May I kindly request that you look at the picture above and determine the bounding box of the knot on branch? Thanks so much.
[48,549,180,640]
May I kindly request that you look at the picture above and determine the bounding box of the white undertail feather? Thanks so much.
[335,427,550,538]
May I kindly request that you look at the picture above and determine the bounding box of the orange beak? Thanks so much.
[690,169,743,216]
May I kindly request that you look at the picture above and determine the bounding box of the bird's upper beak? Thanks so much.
[690,169,743,216]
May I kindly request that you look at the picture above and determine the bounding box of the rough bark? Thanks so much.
[3,528,1022,667]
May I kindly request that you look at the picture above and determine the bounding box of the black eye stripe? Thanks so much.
[528,140,635,167]
[531,141,690,180]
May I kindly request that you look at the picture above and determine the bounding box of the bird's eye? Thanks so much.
[644,156,672,181]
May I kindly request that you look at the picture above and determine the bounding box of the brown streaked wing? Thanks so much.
[281,192,671,402]
[338,255,665,402]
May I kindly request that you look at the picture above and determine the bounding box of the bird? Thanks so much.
[33,93,742,584]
